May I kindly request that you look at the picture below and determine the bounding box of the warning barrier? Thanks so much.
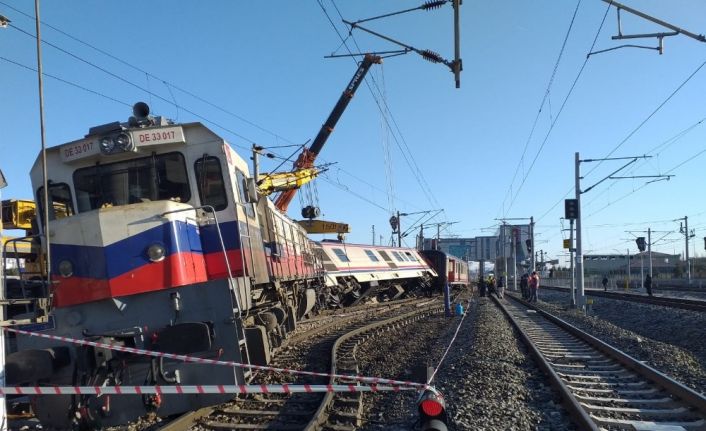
[0,383,415,396]
[4,327,428,390]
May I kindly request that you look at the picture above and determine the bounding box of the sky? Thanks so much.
[1,0,706,266]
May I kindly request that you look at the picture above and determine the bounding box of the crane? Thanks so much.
[262,54,382,216]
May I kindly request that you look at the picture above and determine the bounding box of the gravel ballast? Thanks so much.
[357,295,575,430]
[530,289,706,395]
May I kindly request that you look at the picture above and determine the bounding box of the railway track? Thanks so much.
[496,294,706,430]
[544,285,706,312]
[159,298,441,430]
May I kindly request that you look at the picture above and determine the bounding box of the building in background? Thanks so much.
[582,251,679,277]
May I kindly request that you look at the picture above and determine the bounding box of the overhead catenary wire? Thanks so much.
[319,0,446,218]
[2,4,411,218]
[504,0,613,216]
[7,22,264,151]
[0,0,299,148]
[0,55,133,107]
[500,0,583,218]
[529,12,706,248]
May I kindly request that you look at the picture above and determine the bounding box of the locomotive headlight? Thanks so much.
[115,132,133,151]
[58,260,73,277]
[147,244,166,262]
[99,136,115,154]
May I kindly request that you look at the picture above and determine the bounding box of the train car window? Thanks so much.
[377,250,393,262]
[36,183,75,224]
[73,152,190,212]
[391,251,405,262]
[404,252,417,262]
[195,156,228,211]
[332,248,350,262]
[235,170,255,218]
[364,249,379,262]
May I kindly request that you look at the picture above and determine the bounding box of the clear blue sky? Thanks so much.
[1,0,705,265]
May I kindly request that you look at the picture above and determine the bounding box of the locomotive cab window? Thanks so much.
[36,183,75,224]
[332,248,350,262]
[195,156,227,211]
[73,152,190,212]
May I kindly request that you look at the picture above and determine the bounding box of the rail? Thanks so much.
[543,285,706,312]
[304,303,441,430]
[495,294,706,429]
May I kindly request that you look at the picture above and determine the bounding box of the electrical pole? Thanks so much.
[648,227,653,277]
[575,152,585,309]
[419,224,424,250]
[627,248,631,289]
[574,152,667,310]
[570,219,575,307]
[530,217,535,273]
[372,225,375,245]
[683,216,689,282]
[641,252,644,288]
[500,224,507,281]
[0,171,7,431]
[437,224,442,251]
[678,216,692,282]
[397,210,401,248]
[512,229,517,291]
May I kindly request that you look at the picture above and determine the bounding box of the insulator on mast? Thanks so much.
[421,49,443,63]
[421,0,447,11]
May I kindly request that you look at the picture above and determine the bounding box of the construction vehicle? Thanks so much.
[257,54,382,235]
[0,176,50,326]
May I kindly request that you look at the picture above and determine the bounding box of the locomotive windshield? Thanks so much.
[73,152,190,212]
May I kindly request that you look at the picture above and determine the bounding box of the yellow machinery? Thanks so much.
[0,197,50,325]
[257,168,320,197]
[2,199,36,230]
[1,199,38,257]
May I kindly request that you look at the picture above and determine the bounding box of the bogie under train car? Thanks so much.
[4,104,440,428]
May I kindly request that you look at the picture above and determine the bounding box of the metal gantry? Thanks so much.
[591,0,706,56]
[573,153,671,309]
[495,217,535,292]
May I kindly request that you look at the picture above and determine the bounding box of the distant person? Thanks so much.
[602,276,608,292]
[478,277,487,297]
[487,276,496,297]
[529,271,540,302]
[644,274,653,296]
[520,273,529,300]
[497,275,505,299]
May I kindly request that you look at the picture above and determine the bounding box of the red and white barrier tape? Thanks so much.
[4,327,428,390]
[0,383,415,396]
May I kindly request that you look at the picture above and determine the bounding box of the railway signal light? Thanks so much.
[418,389,448,431]
[564,199,578,220]
[389,215,399,232]
[636,237,646,252]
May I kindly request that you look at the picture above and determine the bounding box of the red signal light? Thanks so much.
[420,399,444,417]
[417,389,448,430]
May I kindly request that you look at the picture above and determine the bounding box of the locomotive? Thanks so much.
[5,104,442,428]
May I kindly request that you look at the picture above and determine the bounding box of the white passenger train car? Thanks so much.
[315,240,437,305]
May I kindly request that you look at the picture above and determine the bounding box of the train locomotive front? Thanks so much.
[7,104,319,428]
